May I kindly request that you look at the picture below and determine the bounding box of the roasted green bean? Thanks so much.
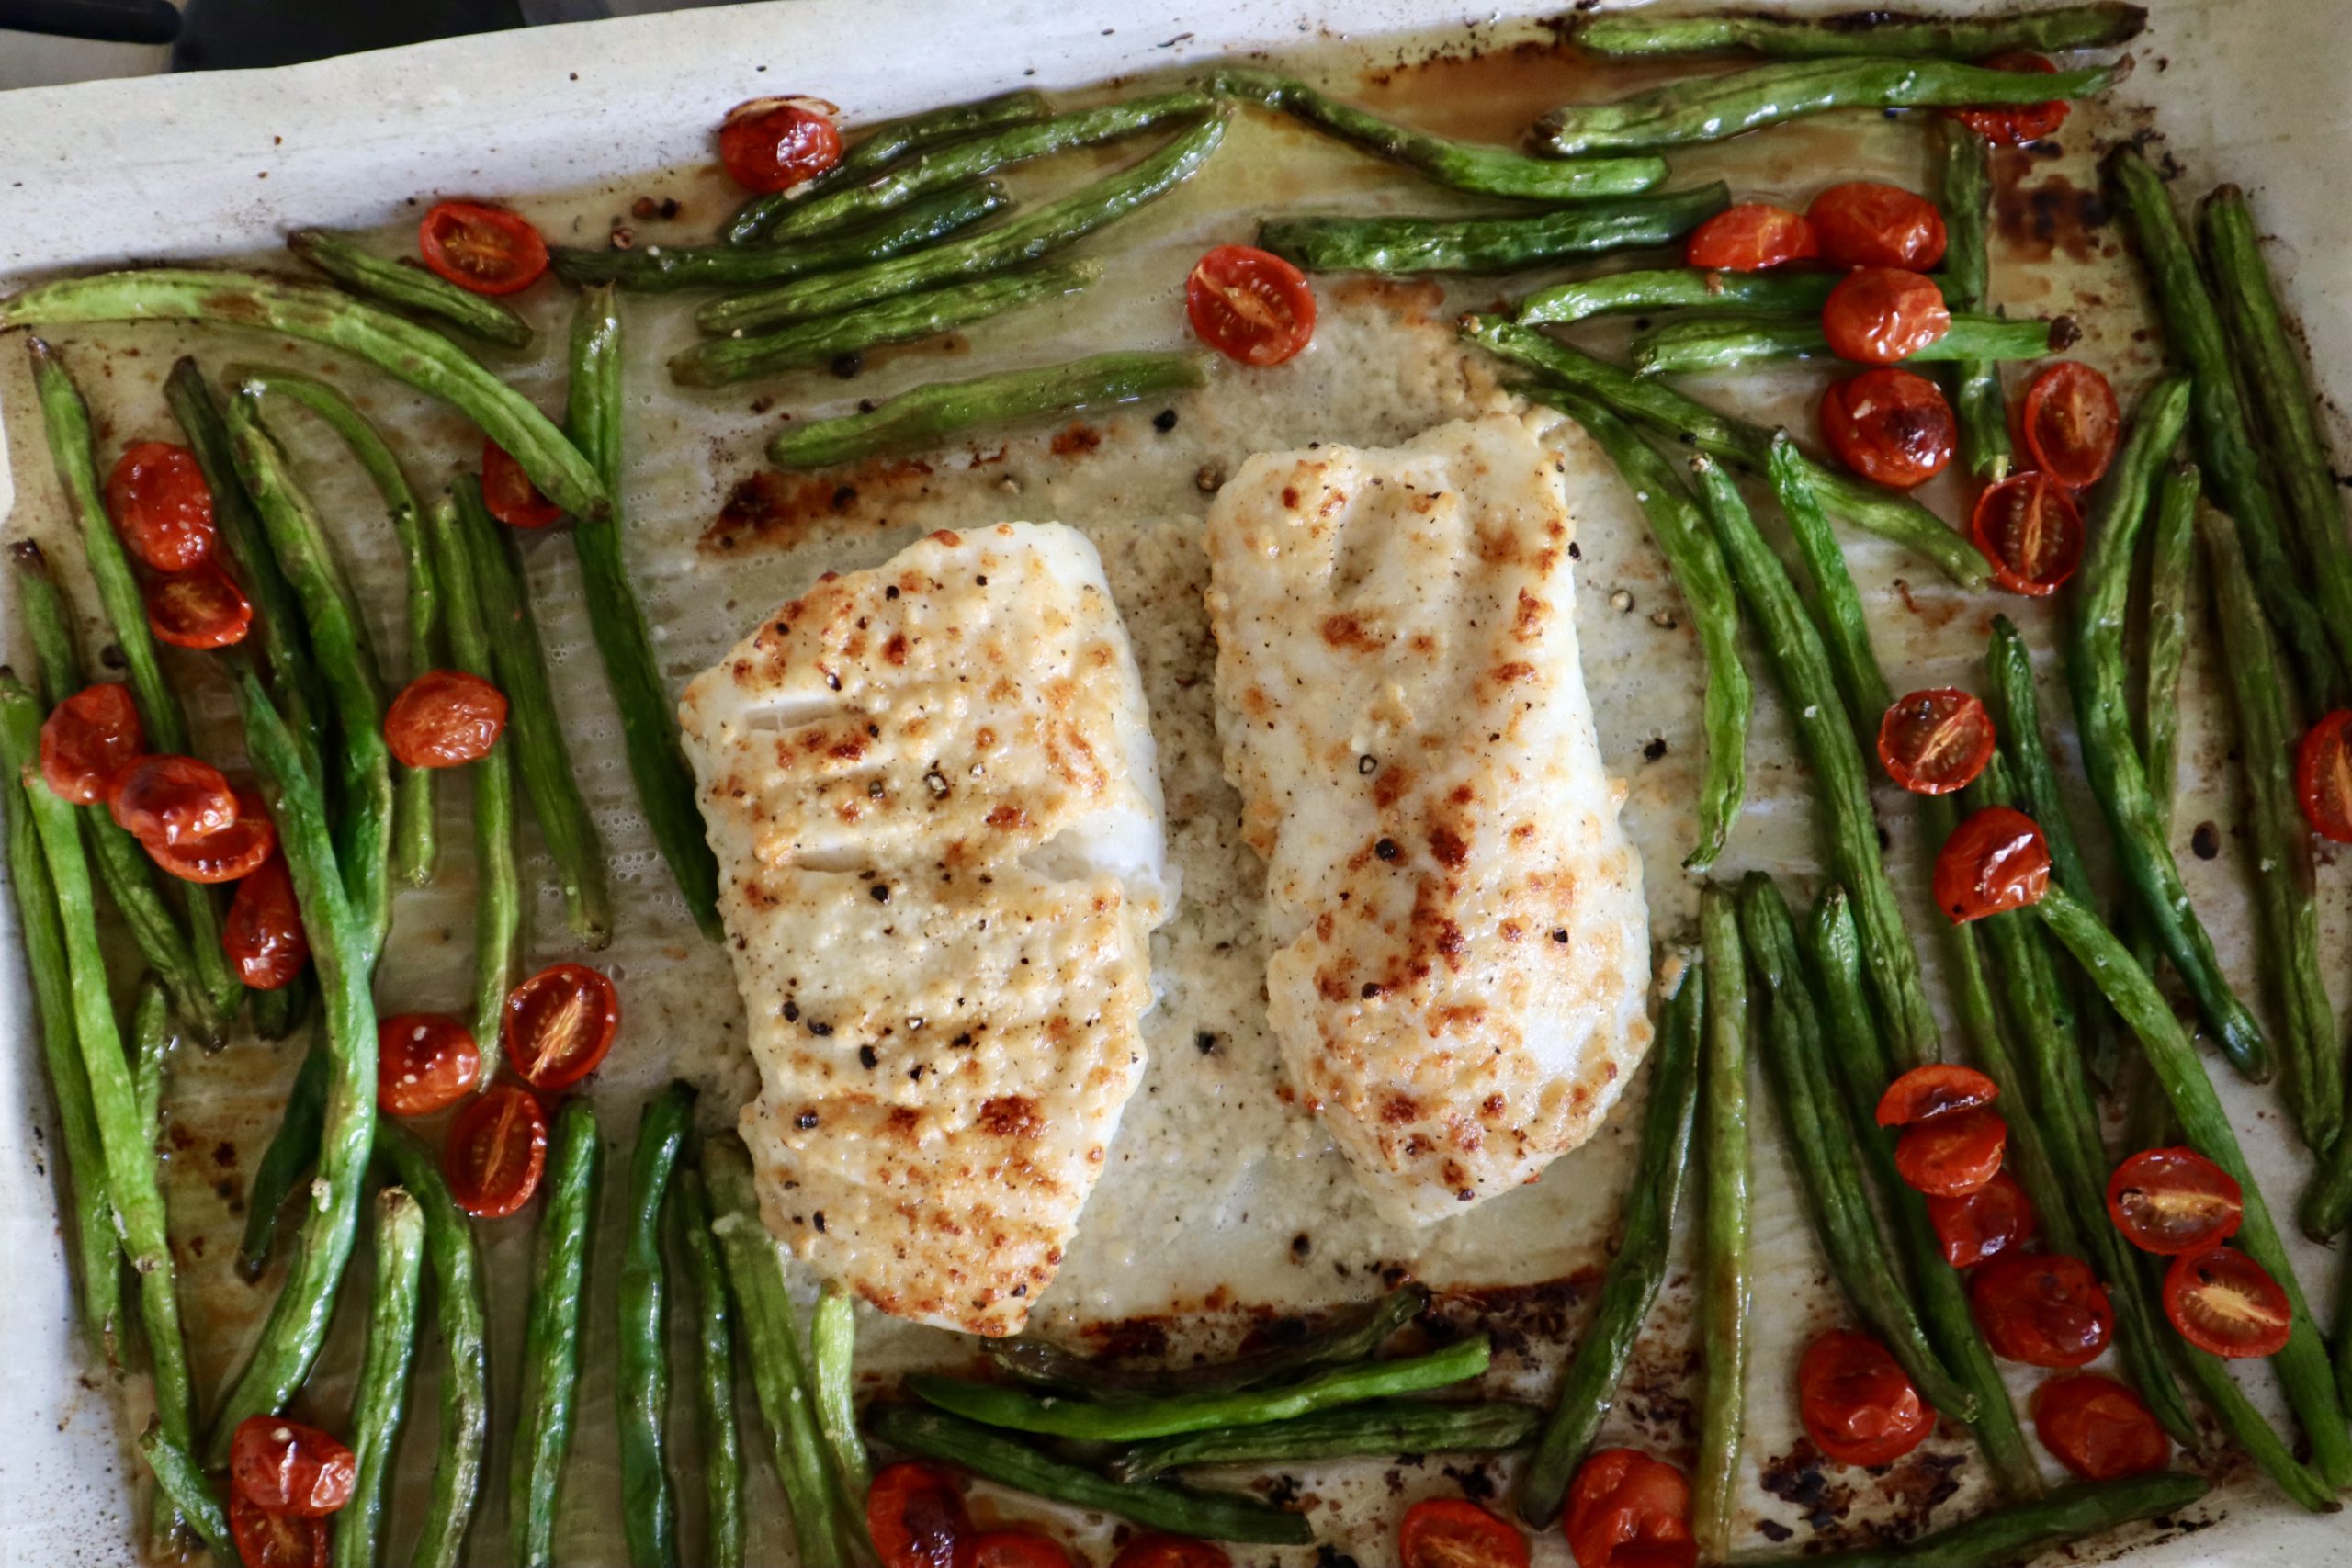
[1692,885,1748,1562]
[558,182,1012,290]
[130,980,170,1142]
[1939,120,2010,480]
[1568,4,2147,58]
[1260,182,1727,274]
[138,1424,239,1567]
[621,1083,695,1568]
[812,1282,868,1506]
[676,1168,745,1568]
[1118,1399,1541,1482]
[1630,308,2050,377]
[335,1186,424,1568]
[724,91,1051,245]
[1736,1473,2206,1568]
[290,227,534,348]
[513,1099,602,1568]
[237,1036,328,1280]
[1518,266,1838,326]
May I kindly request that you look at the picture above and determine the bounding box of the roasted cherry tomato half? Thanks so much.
[2295,710,2352,842]
[1970,470,2085,596]
[1819,367,1954,489]
[379,1013,484,1118]
[149,785,277,885]
[1927,1168,2039,1270]
[444,1083,548,1218]
[2018,361,2120,490]
[419,200,548,296]
[868,1461,970,1568]
[230,1492,330,1568]
[481,437,565,529]
[1933,806,2052,924]
[1564,1450,1693,1568]
[1186,244,1317,367]
[1797,1329,1935,1468]
[1947,52,2069,146]
[108,752,237,847]
[385,669,508,769]
[230,1414,356,1517]
[1400,1497,1532,1568]
[1683,203,1819,272]
[2163,1244,2291,1359]
[503,962,622,1091]
[1807,182,1948,271]
[2034,1372,2169,1481]
[39,682,143,806]
[1895,1109,2008,1199]
[1876,1064,2000,1128]
[2106,1146,2243,1256]
[146,558,254,650]
[224,853,308,990]
[1823,266,1951,365]
[718,96,845,194]
[1876,688,1996,795]
[967,1532,1075,1568]
[1113,1537,1232,1568]
[105,440,217,572]
[1971,1251,2114,1368]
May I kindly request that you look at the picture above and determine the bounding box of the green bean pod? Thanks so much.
[1118,1399,1539,1482]
[137,1424,239,1567]
[130,980,171,1135]
[1691,885,1748,1562]
[236,1037,329,1280]
[1568,4,2147,58]
[1938,120,2010,480]
[1260,182,1728,275]
[724,90,1052,245]
[1630,309,2051,377]
[812,1282,869,1505]
[620,1083,695,1568]
[1736,1473,2206,1568]
[290,227,535,348]
[1516,267,1837,327]
[675,1168,745,1568]
[334,1186,425,1568]
[557,181,1012,290]
[512,1099,603,1568]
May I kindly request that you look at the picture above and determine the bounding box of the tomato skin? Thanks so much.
[39,683,144,806]
[867,1461,970,1568]
[108,753,236,847]
[719,97,845,194]
[146,558,254,649]
[1970,471,2085,596]
[1808,183,1948,271]
[1933,806,2052,924]
[481,438,565,529]
[148,785,277,885]
[1112,1537,1231,1568]
[2106,1146,2243,1256]
[503,963,622,1090]
[1947,53,2069,146]
[1401,1497,1532,1568]
[1971,1251,2115,1368]
[1822,267,1951,365]
[385,670,508,769]
[1876,1065,2000,1129]
[2034,1373,2168,1481]
[1684,204,1818,272]
[106,440,217,572]
[1927,1168,2039,1269]
[1186,244,1317,367]
[967,1532,1075,1568]
[1895,1108,2008,1198]
[379,1013,484,1117]
[224,853,308,989]
[1819,368,1954,489]
[2163,1244,2291,1359]
[419,200,548,296]
[1876,689,1995,795]
[230,1414,356,1517]
[444,1084,549,1218]
[2019,362,2120,490]
[2295,710,2352,842]
[1797,1329,1935,1468]
[230,1492,331,1568]
[1564,1450,1693,1568]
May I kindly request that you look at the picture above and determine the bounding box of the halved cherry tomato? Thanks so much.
[39,682,143,806]
[105,440,216,572]
[108,753,236,847]
[1807,182,1948,271]
[385,670,508,769]
[1970,471,2085,596]
[1876,689,1996,795]
[1819,368,1954,489]
[1113,1537,1231,1568]
[379,1013,483,1117]
[1971,1251,2114,1367]
[1946,53,2069,146]
[2019,362,2120,490]
[146,559,254,649]
[1402,1497,1532,1568]
[1797,1329,1935,1468]
[1895,1109,2008,1198]
[1823,267,1951,365]
[1876,1064,2000,1128]
[718,96,845,194]
[2163,1244,2291,1359]
[149,785,277,885]
[2033,1373,2168,1481]
[1933,806,2052,924]
[2106,1146,2243,1256]
[1564,1450,1693,1568]
[503,962,621,1090]
[444,1083,548,1218]
[2294,710,2352,842]
[230,1492,330,1568]
[1927,1168,2039,1270]
[868,1460,970,1568]
[230,1414,356,1517]
[1684,203,1818,272]
[420,200,548,296]
[224,853,307,990]
[482,438,565,529]
[967,1532,1074,1568]
[1186,244,1317,367]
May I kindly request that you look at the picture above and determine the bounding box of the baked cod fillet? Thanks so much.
[1204,412,1650,1226]
[678,524,1171,1337]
